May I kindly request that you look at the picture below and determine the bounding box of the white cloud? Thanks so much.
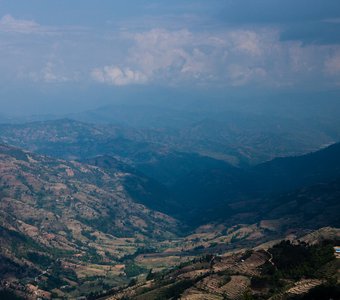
[324,52,340,75]
[123,28,273,86]
[0,14,67,36]
[91,66,147,86]
[41,62,68,83]
[123,28,223,85]
[130,29,193,76]
[230,30,263,56]
[228,65,267,86]
[119,27,340,87]
[27,61,74,83]
[1,14,339,89]
[0,14,41,34]
[91,27,340,87]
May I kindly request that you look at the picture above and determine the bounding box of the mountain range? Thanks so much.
[0,118,339,299]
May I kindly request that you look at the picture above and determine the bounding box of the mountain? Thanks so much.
[83,155,180,215]
[0,144,179,239]
[96,228,340,300]
[0,144,180,298]
[0,116,336,167]
[2,119,340,227]
[149,142,340,225]
[1,118,340,298]
[251,142,340,194]
[81,143,340,239]
[1,141,340,298]
[71,102,340,165]
[0,119,148,161]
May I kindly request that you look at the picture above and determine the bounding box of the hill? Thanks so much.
[1,120,340,298]
[0,144,180,298]
[2,119,340,227]
[251,142,340,194]
[1,141,340,298]
[96,229,340,300]
[150,142,340,225]
[0,119,153,161]
[71,102,340,165]
[0,115,335,167]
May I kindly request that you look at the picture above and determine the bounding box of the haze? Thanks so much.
[0,0,339,117]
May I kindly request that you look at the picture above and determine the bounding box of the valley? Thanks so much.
[100,228,340,300]
[1,1,340,299]
[0,117,340,299]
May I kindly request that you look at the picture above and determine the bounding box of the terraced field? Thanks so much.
[287,279,323,295]
[98,230,340,300]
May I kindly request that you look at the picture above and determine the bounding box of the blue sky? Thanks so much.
[0,0,340,114]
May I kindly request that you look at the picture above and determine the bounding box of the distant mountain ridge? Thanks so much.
[1,119,340,227]
[251,141,340,194]
[157,142,340,225]
[1,136,340,298]
[0,117,336,166]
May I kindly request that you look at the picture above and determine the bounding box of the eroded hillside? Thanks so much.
[0,144,179,298]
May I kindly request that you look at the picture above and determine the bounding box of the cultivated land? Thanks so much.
[99,229,340,300]
[0,119,340,299]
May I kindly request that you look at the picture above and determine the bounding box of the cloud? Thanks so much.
[324,18,340,24]
[130,29,194,76]
[324,52,340,75]
[228,65,267,86]
[91,66,148,86]
[114,27,340,88]
[230,30,263,56]
[1,11,340,89]
[0,14,41,34]
[0,14,68,36]
[27,61,75,83]
[41,62,70,83]
[124,28,223,84]
[122,28,273,86]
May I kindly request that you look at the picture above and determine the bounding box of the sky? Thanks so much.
[0,0,340,115]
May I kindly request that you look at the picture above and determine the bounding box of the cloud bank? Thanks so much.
[91,66,147,86]
[0,1,340,90]
[0,14,40,34]
[90,27,340,88]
